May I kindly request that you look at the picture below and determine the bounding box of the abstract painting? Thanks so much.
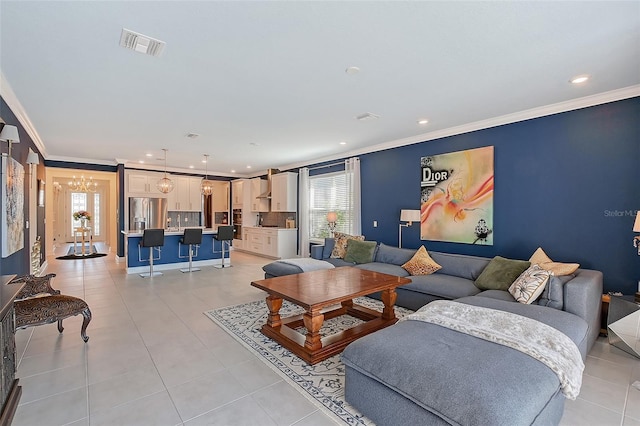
[2,155,25,257]
[420,146,494,244]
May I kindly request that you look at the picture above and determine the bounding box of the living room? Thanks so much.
[1,1,639,425]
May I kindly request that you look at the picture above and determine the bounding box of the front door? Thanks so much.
[64,189,106,243]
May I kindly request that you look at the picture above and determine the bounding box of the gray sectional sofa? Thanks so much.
[262,239,603,425]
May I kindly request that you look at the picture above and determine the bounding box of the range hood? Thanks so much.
[257,168,280,199]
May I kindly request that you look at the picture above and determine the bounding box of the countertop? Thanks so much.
[121,227,219,237]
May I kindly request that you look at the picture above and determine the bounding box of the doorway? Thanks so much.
[52,180,108,244]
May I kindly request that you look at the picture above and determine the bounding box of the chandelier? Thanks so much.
[68,175,97,192]
[201,154,214,196]
[157,148,174,194]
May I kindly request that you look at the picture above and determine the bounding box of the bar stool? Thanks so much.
[214,225,234,269]
[138,229,165,278]
[179,228,203,273]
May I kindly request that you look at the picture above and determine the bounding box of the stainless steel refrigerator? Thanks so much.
[129,198,168,231]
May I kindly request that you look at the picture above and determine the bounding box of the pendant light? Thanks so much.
[157,148,174,193]
[201,154,214,196]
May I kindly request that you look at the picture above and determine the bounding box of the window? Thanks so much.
[309,171,352,239]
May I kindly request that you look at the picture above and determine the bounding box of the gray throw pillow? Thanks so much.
[475,256,531,291]
[344,240,377,264]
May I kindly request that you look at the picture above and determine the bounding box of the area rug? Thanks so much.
[204,297,413,425]
[56,245,106,260]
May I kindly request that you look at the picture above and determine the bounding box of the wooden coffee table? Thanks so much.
[251,266,411,364]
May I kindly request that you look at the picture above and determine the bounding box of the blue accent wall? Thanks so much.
[359,97,640,294]
[0,96,46,276]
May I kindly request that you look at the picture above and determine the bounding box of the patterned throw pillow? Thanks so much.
[330,232,365,259]
[509,264,552,304]
[529,247,579,276]
[402,246,442,275]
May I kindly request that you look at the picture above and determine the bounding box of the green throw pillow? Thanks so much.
[475,256,531,291]
[344,240,377,264]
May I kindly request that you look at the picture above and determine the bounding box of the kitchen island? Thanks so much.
[121,228,229,274]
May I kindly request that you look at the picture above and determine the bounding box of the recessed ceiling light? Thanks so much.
[345,66,360,75]
[339,141,347,145]
[138,160,144,164]
[145,153,153,157]
[570,74,590,84]
[231,170,236,173]
[417,119,429,125]
[201,159,207,163]
[189,165,194,169]
[246,165,252,169]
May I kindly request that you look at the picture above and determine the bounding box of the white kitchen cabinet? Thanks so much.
[231,180,244,209]
[271,172,298,212]
[250,178,269,212]
[167,176,202,211]
[212,181,230,212]
[232,179,258,249]
[188,178,203,211]
[240,227,297,259]
[126,171,168,197]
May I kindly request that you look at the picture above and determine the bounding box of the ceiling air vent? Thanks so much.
[120,28,166,57]
[356,112,380,121]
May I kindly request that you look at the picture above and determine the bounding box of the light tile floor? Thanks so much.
[11,245,640,425]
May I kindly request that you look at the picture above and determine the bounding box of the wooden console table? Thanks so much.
[0,275,23,426]
[73,226,92,256]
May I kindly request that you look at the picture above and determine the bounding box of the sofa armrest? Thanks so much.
[563,269,603,353]
[311,245,324,260]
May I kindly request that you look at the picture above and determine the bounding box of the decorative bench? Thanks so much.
[10,274,92,342]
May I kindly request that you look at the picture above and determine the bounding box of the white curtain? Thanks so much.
[346,157,361,235]
[298,167,310,257]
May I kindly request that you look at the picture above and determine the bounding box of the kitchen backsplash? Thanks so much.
[258,212,297,228]
[167,211,201,228]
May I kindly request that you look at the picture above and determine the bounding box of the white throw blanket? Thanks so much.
[278,258,335,272]
[400,300,584,399]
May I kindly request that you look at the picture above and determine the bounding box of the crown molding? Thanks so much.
[277,85,640,173]
[0,72,47,157]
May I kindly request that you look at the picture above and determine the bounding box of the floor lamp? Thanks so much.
[399,209,420,248]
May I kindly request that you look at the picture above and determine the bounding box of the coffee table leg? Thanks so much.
[381,288,397,320]
[265,296,283,328]
[303,310,324,351]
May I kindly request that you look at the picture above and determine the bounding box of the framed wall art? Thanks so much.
[2,155,25,257]
[420,146,494,245]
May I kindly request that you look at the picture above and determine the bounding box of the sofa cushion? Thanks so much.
[324,258,356,267]
[475,289,517,302]
[475,256,531,291]
[536,274,573,310]
[344,240,377,264]
[405,274,481,300]
[509,265,552,304]
[530,247,579,276]
[356,262,410,277]
[459,296,589,357]
[374,243,416,266]
[321,238,336,259]
[401,246,441,275]
[331,232,365,259]
[429,251,491,280]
